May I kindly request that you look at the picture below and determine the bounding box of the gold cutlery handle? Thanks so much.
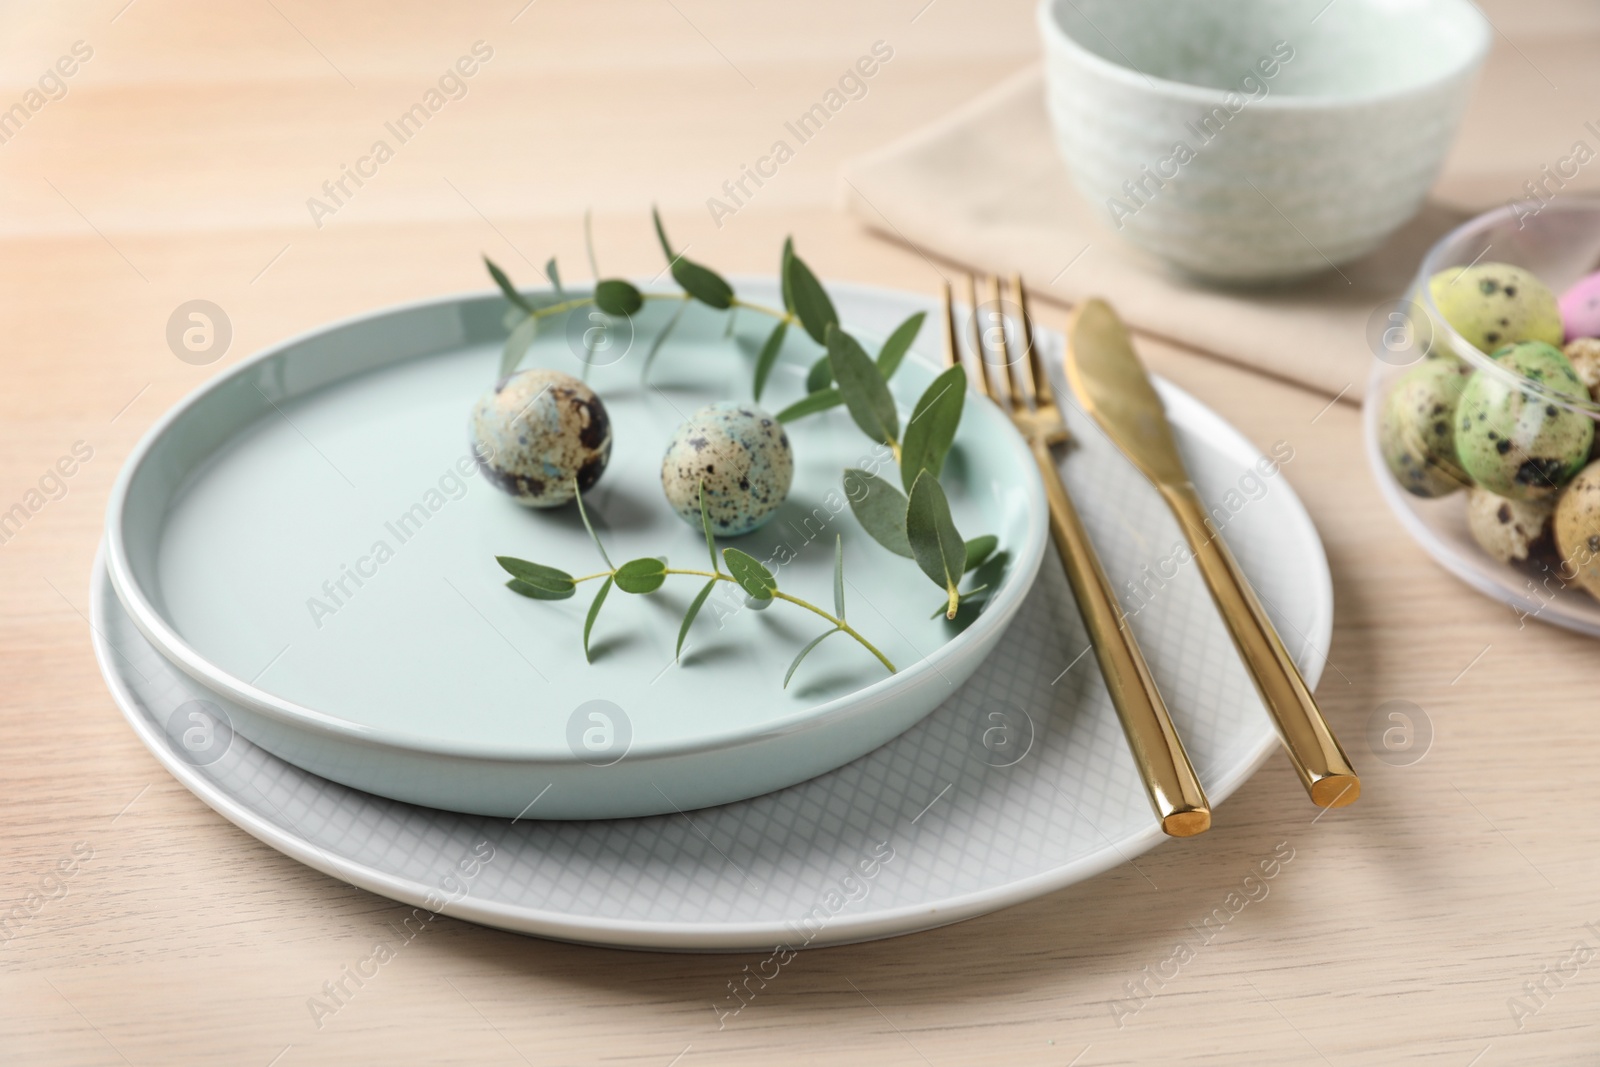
[1031,440,1211,837]
[1162,483,1359,808]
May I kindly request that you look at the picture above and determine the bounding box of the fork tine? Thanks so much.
[1013,272,1049,405]
[964,274,991,399]
[989,275,1020,412]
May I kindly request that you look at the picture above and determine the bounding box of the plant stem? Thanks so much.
[572,566,897,674]
[525,293,792,328]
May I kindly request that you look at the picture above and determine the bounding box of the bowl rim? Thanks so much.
[101,278,1051,765]
[1035,0,1490,111]
[1413,196,1600,416]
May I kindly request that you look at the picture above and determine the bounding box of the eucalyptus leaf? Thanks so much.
[752,320,788,402]
[698,481,719,573]
[546,257,566,301]
[964,534,999,573]
[805,355,833,393]
[876,312,926,380]
[583,575,613,662]
[899,364,967,492]
[776,388,842,424]
[827,324,898,446]
[641,297,690,380]
[842,468,912,557]
[594,279,643,317]
[784,245,837,344]
[677,578,717,658]
[573,485,612,568]
[780,237,796,314]
[505,577,576,601]
[497,556,575,587]
[832,535,845,619]
[652,206,733,309]
[614,557,667,594]
[485,256,534,313]
[499,314,538,377]
[906,470,966,616]
[784,628,840,689]
[723,548,776,600]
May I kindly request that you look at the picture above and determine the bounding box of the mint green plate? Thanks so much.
[104,279,1048,818]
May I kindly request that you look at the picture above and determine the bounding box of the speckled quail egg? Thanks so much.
[1564,337,1600,398]
[1379,357,1473,497]
[1560,270,1600,341]
[661,402,792,536]
[1429,262,1563,353]
[1554,460,1600,601]
[470,368,611,507]
[1466,487,1556,569]
[1454,341,1593,500]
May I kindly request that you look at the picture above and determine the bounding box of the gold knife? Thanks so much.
[1065,298,1359,809]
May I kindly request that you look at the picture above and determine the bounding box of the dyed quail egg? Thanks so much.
[1379,357,1472,498]
[1559,271,1600,342]
[1555,460,1600,600]
[661,402,792,536]
[470,368,611,508]
[1454,341,1593,500]
[1466,487,1555,569]
[1428,262,1563,353]
[1564,337,1600,398]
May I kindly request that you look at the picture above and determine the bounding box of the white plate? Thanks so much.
[92,286,1333,950]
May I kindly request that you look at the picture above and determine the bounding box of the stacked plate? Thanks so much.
[93,279,1332,950]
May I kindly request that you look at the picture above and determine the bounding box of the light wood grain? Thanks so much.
[2,1,1597,1064]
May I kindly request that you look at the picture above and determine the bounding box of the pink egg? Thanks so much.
[1560,271,1600,341]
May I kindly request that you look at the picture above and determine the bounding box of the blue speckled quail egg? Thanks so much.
[1454,341,1593,500]
[470,368,611,508]
[1379,357,1473,498]
[661,402,792,536]
[1428,263,1563,353]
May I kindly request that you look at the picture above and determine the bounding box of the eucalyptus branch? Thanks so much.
[497,481,895,689]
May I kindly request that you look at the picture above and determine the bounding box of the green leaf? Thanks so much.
[641,297,689,380]
[723,548,776,600]
[784,628,840,689]
[805,355,833,393]
[752,320,788,402]
[906,470,966,617]
[485,257,534,313]
[899,364,967,492]
[832,535,845,619]
[499,314,538,377]
[828,324,899,446]
[964,534,999,573]
[698,480,719,573]
[876,312,926,380]
[583,576,613,662]
[652,206,733,309]
[842,468,912,557]
[783,244,837,344]
[677,578,718,658]
[614,557,667,594]
[776,388,842,423]
[496,556,577,599]
[546,257,566,301]
[594,279,643,317]
[573,485,612,568]
[780,237,797,314]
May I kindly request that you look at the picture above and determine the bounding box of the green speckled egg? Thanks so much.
[661,402,793,536]
[1428,262,1563,353]
[470,368,611,507]
[1379,357,1473,497]
[1455,341,1593,499]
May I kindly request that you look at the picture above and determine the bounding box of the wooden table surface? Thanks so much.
[3,1,1598,1063]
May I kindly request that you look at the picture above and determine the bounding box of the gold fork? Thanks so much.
[945,274,1211,837]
